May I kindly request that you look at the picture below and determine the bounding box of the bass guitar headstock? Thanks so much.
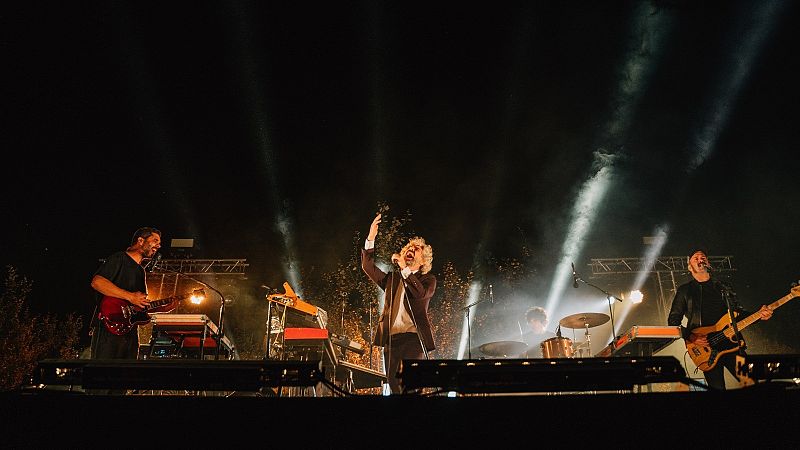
[791,281,800,297]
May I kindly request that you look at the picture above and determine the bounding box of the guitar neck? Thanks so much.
[726,291,797,338]
[144,296,178,312]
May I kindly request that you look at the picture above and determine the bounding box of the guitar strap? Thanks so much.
[88,290,105,338]
[88,304,99,336]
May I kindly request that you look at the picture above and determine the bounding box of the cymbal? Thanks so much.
[559,312,610,329]
[478,341,528,357]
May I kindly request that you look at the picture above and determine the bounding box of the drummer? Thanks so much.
[519,306,557,358]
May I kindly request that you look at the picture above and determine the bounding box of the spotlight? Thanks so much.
[629,290,644,304]
[190,292,205,305]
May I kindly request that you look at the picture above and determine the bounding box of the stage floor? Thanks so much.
[4,383,799,448]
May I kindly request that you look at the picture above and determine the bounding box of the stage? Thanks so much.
[4,385,799,448]
[4,355,799,447]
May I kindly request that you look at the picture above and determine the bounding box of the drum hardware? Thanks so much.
[477,341,528,358]
[559,312,610,359]
[559,312,610,329]
[572,340,592,358]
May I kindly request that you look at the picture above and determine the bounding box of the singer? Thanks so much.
[667,248,773,390]
[361,213,437,394]
[88,227,177,390]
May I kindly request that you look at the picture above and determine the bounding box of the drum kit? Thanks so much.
[477,340,528,358]
[477,311,610,359]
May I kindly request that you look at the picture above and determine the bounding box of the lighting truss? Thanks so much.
[587,256,736,322]
[152,258,249,276]
[145,259,248,299]
[588,256,735,275]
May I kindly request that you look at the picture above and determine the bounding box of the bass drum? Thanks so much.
[540,337,574,358]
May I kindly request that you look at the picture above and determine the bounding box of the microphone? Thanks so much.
[147,253,162,272]
[488,284,494,304]
[701,262,714,272]
[556,324,562,338]
[571,262,579,288]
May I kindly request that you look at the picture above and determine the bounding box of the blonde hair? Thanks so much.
[401,236,433,274]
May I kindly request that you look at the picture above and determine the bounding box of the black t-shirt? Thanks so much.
[93,251,147,300]
[697,280,730,327]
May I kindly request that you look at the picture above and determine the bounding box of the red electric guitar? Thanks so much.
[98,288,205,335]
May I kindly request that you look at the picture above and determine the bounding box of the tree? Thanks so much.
[0,266,83,391]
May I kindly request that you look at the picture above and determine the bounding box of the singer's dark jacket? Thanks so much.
[667,277,749,340]
[361,247,437,352]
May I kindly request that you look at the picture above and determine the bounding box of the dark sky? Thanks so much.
[4,1,799,352]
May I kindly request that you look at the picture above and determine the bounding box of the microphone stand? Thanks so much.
[718,280,746,354]
[462,288,492,359]
[152,264,228,360]
[261,285,278,360]
[573,271,622,346]
[368,301,375,370]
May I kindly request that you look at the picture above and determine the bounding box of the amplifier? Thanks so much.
[398,356,686,393]
[737,354,800,382]
[32,359,323,391]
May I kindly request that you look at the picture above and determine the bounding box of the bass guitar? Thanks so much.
[686,283,800,371]
[98,288,205,335]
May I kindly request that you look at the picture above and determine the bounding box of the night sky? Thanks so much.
[4,1,799,355]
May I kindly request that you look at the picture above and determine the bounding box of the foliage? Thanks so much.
[0,265,83,391]
[0,199,538,394]
[471,247,538,340]
[134,201,537,392]
[299,203,415,372]
[430,261,473,359]
[300,202,536,368]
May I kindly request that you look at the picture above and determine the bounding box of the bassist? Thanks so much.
[667,249,773,390]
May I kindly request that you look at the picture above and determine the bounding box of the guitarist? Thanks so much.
[667,249,773,390]
[89,227,177,370]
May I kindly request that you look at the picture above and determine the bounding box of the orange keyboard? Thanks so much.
[595,325,680,357]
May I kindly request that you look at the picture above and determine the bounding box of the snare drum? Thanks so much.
[540,336,574,358]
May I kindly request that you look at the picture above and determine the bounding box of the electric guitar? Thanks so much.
[686,283,800,371]
[98,288,205,335]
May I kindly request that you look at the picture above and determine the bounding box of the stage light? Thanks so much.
[169,238,194,259]
[545,151,615,314]
[629,290,644,304]
[190,291,205,305]
[688,1,783,170]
